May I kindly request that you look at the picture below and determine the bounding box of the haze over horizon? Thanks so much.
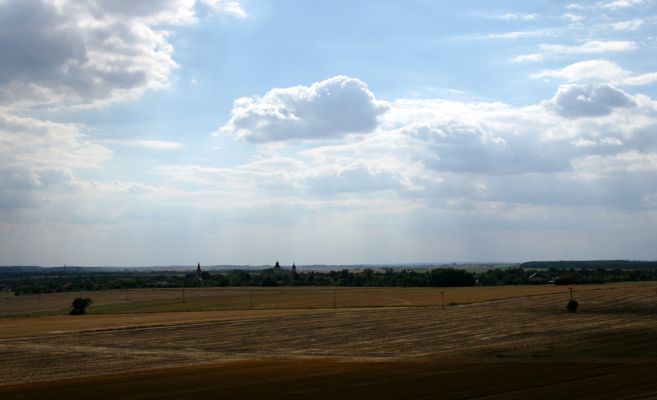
[1,0,657,266]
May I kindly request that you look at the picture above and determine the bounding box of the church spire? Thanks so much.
[196,262,203,286]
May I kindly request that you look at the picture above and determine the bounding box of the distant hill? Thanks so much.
[0,266,44,274]
[520,260,657,270]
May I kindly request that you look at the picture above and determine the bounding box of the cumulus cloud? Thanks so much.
[0,0,244,108]
[0,0,245,214]
[362,83,657,191]
[547,84,635,118]
[218,76,389,142]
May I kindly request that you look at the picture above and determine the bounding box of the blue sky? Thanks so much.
[1,0,657,266]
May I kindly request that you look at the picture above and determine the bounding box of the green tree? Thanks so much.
[69,297,93,315]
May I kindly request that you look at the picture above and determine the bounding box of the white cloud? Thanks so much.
[562,13,585,22]
[571,137,623,147]
[542,40,636,55]
[496,13,538,21]
[514,40,636,62]
[218,76,389,142]
[399,120,584,175]
[0,0,244,214]
[531,59,630,83]
[304,164,407,195]
[532,60,657,86]
[375,85,657,182]
[513,53,545,62]
[622,72,657,86]
[484,29,553,40]
[547,84,635,118]
[573,151,657,174]
[598,0,645,9]
[195,80,657,207]
[611,18,644,30]
[0,0,244,109]
[0,111,113,212]
[199,0,247,18]
[0,112,112,170]
[110,139,185,150]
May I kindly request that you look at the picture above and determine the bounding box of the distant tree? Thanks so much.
[428,268,475,287]
[69,297,93,315]
[215,274,230,287]
[262,276,278,287]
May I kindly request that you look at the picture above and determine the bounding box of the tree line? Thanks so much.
[3,268,475,294]
[3,266,657,295]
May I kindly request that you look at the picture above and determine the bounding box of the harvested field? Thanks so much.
[2,282,651,316]
[3,360,657,400]
[1,283,657,398]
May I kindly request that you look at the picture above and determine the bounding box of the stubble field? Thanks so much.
[1,283,657,399]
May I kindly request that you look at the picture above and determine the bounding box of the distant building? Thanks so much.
[529,272,548,284]
[292,263,297,274]
[196,262,204,286]
[273,261,281,272]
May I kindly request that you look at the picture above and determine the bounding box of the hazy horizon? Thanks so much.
[1,0,657,266]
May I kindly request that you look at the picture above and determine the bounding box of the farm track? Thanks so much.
[1,284,657,387]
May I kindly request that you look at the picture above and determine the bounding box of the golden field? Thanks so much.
[1,283,657,399]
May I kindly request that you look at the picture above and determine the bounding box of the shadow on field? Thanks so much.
[2,359,657,400]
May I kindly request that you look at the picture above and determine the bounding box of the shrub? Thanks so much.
[70,297,93,315]
[567,299,578,312]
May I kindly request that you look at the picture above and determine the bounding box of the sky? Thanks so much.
[1,0,657,266]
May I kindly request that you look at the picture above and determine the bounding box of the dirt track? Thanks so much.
[1,284,657,398]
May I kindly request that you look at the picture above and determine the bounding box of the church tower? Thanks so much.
[196,262,204,286]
